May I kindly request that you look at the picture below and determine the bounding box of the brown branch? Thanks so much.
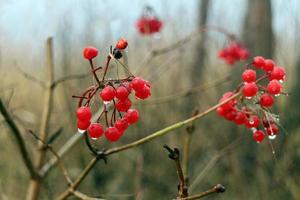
[17,67,46,88]
[164,145,188,198]
[27,130,73,185]
[51,73,90,89]
[177,184,225,200]
[0,99,38,179]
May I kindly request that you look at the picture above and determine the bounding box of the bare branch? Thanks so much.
[0,99,38,179]
[177,184,225,200]
[17,67,46,88]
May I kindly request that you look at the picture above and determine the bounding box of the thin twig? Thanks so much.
[27,130,73,185]
[17,67,46,88]
[0,99,38,178]
[177,184,225,200]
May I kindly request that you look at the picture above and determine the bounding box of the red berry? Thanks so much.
[224,108,237,121]
[116,39,128,49]
[266,123,279,135]
[135,85,151,99]
[260,93,274,107]
[270,66,286,81]
[253,130,265,143]
[219,92,237,111]
[263,59,275,72]
[83,46,98,60]
[131,77,145,91]
[125,109,139,124]
[242,69,256,83]
[238,49,249,60]
[114,118,129,132]
[234,112,246,125]
[77,120,91,130]
[245,115,260,128]
[242,82,258,97]
[116,86,130,101]
[262,117,275,128]
[253,56,265,68]
[216,106,227,116]
[115,99,132,112]
[121,81,132,93]
[100,86,116,101]
[88,123,103,139]
[76,106,92,121]
[267,80,282,95]
[105,127,122,142]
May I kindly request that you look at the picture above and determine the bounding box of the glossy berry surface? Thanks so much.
[270,66,286,81]
[115,99,132,112]
[116,39,128,49]
[260,93,274,107]
[242,82,258,97]
[253,56,265,68]
[105,127,121,142]
[253,130,265,143]
[83,46,98,60]
[116,86,130,101]
[114,118,129,132]
[263,59,275,72]
[125,109,139,124]
[131,77,145,91]
[242,69,256,83]
[135,85,151,99]
[267,80,282,95]
[88,123,103,139]
[245,115,260,128]
[76,106,92,121]
[266,123,279,135]
[77,120,91,130]
[100,86,116,101]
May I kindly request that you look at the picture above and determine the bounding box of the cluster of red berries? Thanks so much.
[76,39,151,142]
[217,56,286,143]
[136,6,163,35]
[218,42,249,64]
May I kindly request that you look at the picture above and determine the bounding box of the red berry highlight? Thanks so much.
[116,86,130,101]
[77,120,91,130]
[88,123,103,139]
[114,118,129,132]
[242,69,256,83]
[267,80,282,95]
[270,66,286,81]
[253,56,265,69]
[76,106,92,121]
[83,46,98,60]
[253,130,265,143]
[260,93,274,107]
[125,109,139,124]
[115,99,132,112]
[100,86,116,101]
[242,82,258,97]
[105,127,122,142]
[116,39,128,49]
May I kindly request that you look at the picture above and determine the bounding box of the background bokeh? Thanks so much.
[0,0,300,199]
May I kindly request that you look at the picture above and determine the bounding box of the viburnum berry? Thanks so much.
[263,59,275,72]
[135,85,151,99]
[219,92,237,111]
[77,120,91,130]
[266,123,279,135]
[131,77,145,91]
[267,80,282,95]
[253,56,265,69]
[116,86,130,101]
[253,130,265,143]
[242,82,258,97]
[242,69,256,83]
[121,81,132,93]
[224,108,237,121]
[125,109,139,124]
[218,42,249,65]
[114,118,129,132]
[270,66,286,81]
[260,93,274,107]
[100,86,116,101]
[245,115,260,128]
[234,112,246,125]
[105,127,122,142]
[87,123,103,139]
[83,46,98,60]
[76,106,92,121]
[116,39,128,50]
[115,99,132,112]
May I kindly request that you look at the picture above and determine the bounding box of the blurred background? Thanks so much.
[0,0,300,199]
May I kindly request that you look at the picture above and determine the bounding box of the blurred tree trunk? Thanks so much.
[190,0,210,86]
[242,0,274,57]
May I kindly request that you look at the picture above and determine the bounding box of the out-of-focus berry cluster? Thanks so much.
[218,42,249,65]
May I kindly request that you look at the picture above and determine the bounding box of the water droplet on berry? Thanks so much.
[268,135,277,140]
[90,137,98,141]
[78,129,85,134]
[251,128,257,132]
[103,101,111,105]
[249,120,254,125]
[245,96,252,100]
[279,80,284,83]
[275,94,280,97]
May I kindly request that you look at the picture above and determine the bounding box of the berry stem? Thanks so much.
[102,55,112,81]
[88,59,101,84]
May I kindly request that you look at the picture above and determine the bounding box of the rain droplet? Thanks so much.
[245,96,252,100]
[90,137,98,141]
[268,135,277,140]
[78,129,85,134]
[275,94,280,97]
[251,128,257,132]
[103,101,111,105]
[249,120,254,125]
[279,80,284,83]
